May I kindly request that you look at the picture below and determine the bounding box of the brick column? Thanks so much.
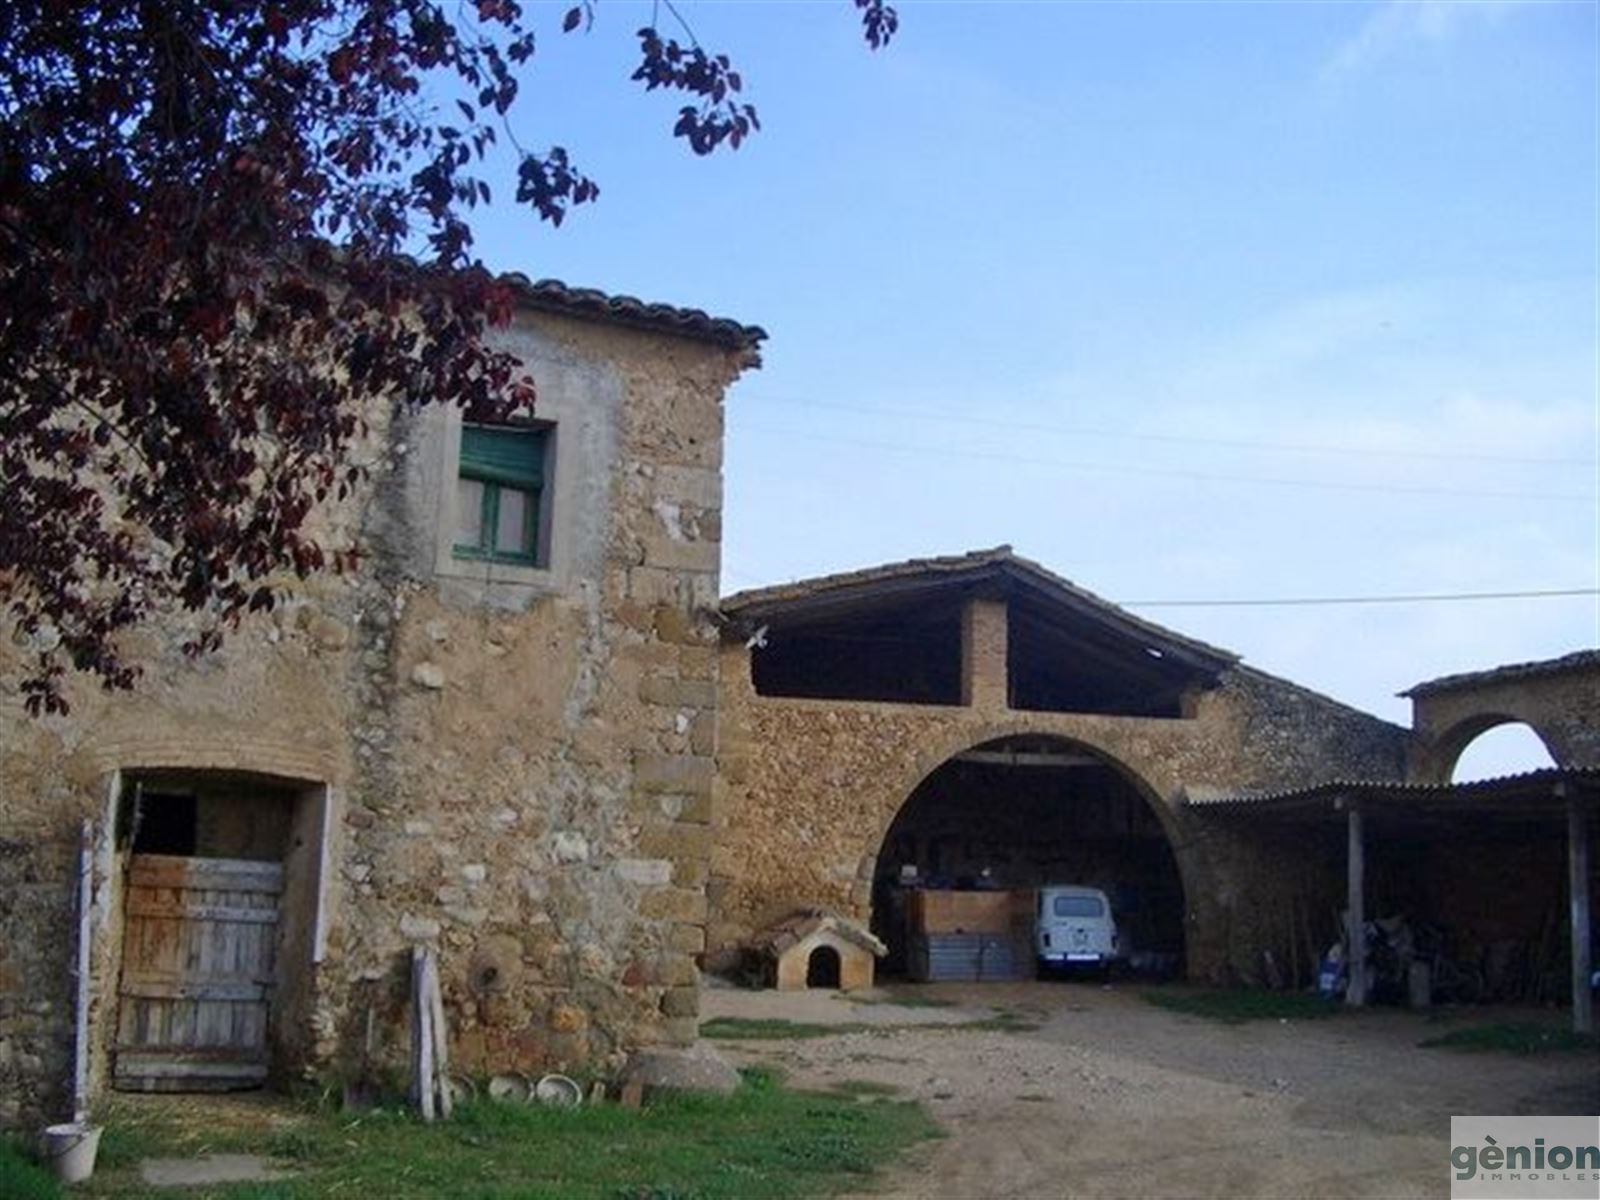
[960,597,1009,711]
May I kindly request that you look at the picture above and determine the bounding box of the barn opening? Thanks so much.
[750,593,964,705]
[106,770,330,1092]
[871,735,1185,982]
[806,945,843,989]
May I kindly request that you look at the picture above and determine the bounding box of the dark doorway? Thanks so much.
[806,945,842,989]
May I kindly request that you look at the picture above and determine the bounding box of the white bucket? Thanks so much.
[40,1122,103,1185]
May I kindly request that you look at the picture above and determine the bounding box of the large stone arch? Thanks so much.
[1407,666,1600,782]
[859,720,1201,978]
[1414,712,1561,784]
[858,717,1195,884]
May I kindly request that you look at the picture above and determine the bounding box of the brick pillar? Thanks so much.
[960,597,1009,711]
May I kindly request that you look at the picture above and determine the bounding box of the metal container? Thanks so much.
[909,933,1030,982]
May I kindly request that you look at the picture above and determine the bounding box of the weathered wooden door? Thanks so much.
[114,854,282,1091]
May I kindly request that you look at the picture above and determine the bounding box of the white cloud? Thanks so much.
[1321,0,1525,83]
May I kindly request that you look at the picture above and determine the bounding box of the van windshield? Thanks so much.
[1052,895,1104,918]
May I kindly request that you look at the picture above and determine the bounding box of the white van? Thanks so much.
[1035,886,1120,972]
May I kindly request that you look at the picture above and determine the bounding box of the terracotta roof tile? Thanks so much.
[501,274,766,361]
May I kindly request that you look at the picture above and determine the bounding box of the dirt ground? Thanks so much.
[701,981,1600,1199]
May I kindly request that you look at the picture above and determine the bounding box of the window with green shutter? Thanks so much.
[453,424,548,565]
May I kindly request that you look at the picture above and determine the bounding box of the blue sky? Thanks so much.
[467,1,1597,767]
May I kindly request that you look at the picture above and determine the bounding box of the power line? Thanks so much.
[736,422,1596,503]
[739,391,1597,469]
[1121,588,1599,609]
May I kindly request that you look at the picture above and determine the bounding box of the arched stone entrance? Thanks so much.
[1411,712,1563,784]
[1405,652,1600,781]
[1446,719,1559,782]
[869,733,1188,979]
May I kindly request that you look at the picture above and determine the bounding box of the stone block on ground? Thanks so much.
[620,1041,739,1096]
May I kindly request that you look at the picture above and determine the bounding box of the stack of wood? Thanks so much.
[410,946,452,1121]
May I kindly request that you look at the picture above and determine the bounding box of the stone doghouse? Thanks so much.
[4,273,1598,1127]
[0,279,763,1126]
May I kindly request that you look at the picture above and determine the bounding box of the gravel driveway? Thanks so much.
[701,981,1600,1199]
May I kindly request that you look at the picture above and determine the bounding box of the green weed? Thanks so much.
[1142,988,1342,1025]
[1418,1022,1600,1056]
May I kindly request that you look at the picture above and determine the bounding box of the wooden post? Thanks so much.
[424,950,451,1118]
[72,819,93,1124]
[410,946,435,1121]
[1568,793,1592,1035]
[1346,801,1366,1008]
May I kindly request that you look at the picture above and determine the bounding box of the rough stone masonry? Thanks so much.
[0,281,763,1127]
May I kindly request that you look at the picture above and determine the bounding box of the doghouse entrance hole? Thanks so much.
[806,945,842,989]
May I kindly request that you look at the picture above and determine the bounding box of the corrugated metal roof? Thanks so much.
[1400,649,1600,699]
[1187,766,1600,812]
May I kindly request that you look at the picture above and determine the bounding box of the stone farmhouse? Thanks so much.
[2,280,1596,1129]
[1,280,763,1125]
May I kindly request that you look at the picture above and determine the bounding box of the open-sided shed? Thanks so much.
[1190,767,1600,1031]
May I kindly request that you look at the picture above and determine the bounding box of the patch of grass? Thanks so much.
[1142,988,1342,1025]
[824,1079,902,1098]
[1015,1094,1052,1104]
[845,990,956,1010]
[1418,1022,1600,1056]
[75,1069,938,1199]
[845,1052,912,1065]
[92,1121,164,1172]
[963,1011,1042,1034]
[0,1137,61,1200]
[263,1127,326,1162]
[701,1012,1039,1042]
[701,1017,860,1040]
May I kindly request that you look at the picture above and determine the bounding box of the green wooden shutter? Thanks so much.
[460,425,545,488]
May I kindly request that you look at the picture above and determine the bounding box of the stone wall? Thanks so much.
[0,304,747,1127]
[710,634,1408,986]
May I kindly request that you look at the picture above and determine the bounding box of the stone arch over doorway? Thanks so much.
[866,729,1192,980]
[1432,715,1560,782]
[1404,652,1600,782]
[857,719,1193,865]
[1411,706,1585,785]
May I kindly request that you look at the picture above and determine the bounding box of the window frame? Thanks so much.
[451,423,547,567]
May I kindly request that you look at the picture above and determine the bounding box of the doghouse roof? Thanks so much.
[753,910,887,959]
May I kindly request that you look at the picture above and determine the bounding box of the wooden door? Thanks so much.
[114,854,282,1091]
